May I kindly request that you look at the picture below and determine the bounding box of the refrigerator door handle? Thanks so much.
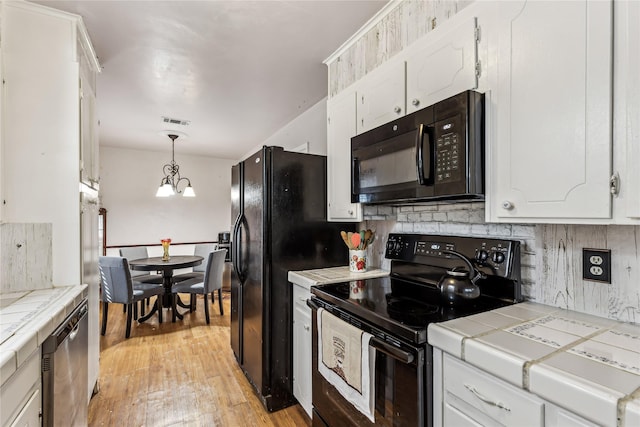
[233,213,246,282]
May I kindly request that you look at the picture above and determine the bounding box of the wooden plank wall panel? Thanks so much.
[328,0,469,97]
[535,225,640,323]
[364,205,640,324]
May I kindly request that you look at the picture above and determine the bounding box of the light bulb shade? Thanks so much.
[182,185,196,197]
[156,185,168,197]
[156,182,174,197]
[163,183,175,196]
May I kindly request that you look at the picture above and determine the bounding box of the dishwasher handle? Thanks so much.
[42,299,88,354]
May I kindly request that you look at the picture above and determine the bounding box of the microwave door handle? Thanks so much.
[416,124,434,184]
[369,337,415,364]
[415,124,430,184]
[351,157,360,201]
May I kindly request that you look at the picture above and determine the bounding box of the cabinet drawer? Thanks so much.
[292,284,311,310]
[1,349,40,426]
[443,354,544,426]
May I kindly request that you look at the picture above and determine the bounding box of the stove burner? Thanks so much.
[386,295,440,327]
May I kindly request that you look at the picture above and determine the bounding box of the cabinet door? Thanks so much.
[9,388,40,427]
[443,354,544,426]
[443,402,483,427]
[327,88,362,221]
[613,0,640,222]
[80,73,99,188]
[81,193,100,399]
[357,59,405,134]
[406,15,478,113]
[292,285,312,417]
[487,0,612,222]
[545,402,599,427]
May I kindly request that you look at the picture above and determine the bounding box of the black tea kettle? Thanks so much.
[438,250,484,306]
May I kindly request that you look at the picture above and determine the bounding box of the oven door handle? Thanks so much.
[369,337,415,364]
[306,299,320,310]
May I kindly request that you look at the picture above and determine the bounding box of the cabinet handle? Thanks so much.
[393,106,402,114]
[501,201,514,210]
[464,384,511,412]
[348,210,354,216]
[304,324,310,331]
[411,98,420,106]
[298,297,307,302]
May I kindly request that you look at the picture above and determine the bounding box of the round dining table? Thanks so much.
[129,255,203,322]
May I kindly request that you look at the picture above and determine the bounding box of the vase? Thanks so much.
[161,239,171,261]
[349,249,367,273]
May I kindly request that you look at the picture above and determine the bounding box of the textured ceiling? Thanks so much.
[32,0,387,159]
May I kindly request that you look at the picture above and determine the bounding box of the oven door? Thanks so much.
[310,302,431,427]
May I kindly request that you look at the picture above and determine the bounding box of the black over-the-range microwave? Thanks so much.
[351,90,484,204]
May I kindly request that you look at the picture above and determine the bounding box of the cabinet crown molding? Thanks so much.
[323,0,402,66]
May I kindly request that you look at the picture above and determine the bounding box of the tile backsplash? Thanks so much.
[363,203,640,324]
[0,223,53,292]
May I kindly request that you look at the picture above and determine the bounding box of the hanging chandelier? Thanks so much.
[155,133,196,197]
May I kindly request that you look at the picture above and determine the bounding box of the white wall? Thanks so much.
[99,97,327,249]
[99,146,236,246]
[240,97,328,160]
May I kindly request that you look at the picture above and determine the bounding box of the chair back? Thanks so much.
[202,249,226,293]
[193,243,217,272]
[119,247,150,277]
[98,256,134,304]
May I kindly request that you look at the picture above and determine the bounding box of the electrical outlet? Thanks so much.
[582,248,611,283]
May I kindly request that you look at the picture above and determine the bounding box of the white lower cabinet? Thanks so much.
[292,284,312,417]
[443,353,544,426]
[434,350,597,427]
[1,349,41,427]
[545,403,598,427]
[9,387,40,427]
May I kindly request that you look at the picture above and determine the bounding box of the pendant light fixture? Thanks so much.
[155,133,195,197]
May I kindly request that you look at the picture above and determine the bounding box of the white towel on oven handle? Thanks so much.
[317,307,376,423]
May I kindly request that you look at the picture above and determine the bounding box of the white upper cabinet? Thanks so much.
[612,0,640,223]
[327,87,362,222]
[486,0,613,223]
[356,58,405,134]
[406,15,479,114]
[79,50,100,189]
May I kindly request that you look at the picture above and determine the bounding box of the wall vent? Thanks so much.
[161,116,190,126]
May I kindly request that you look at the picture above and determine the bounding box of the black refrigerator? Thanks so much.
[230,146,353,412]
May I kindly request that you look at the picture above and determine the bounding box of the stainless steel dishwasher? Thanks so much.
[42,298,89,427]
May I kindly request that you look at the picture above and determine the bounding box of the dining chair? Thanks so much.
[98,256,164,338]
[171,249,225,324]
[172,243,217,310]
[172,243,217,283]
[118,247,163,284]
[119,246,164,316]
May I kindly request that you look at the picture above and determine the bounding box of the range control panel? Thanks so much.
[385,233,520,280]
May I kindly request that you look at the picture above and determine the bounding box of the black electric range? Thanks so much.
[309,233,522,427]
[311,233,522,345]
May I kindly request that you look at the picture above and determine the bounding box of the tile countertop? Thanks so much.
[428,301,640,426]
[0,285,88,386]
[288,266,389,291]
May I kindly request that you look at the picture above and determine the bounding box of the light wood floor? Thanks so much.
[88,292,311,427]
